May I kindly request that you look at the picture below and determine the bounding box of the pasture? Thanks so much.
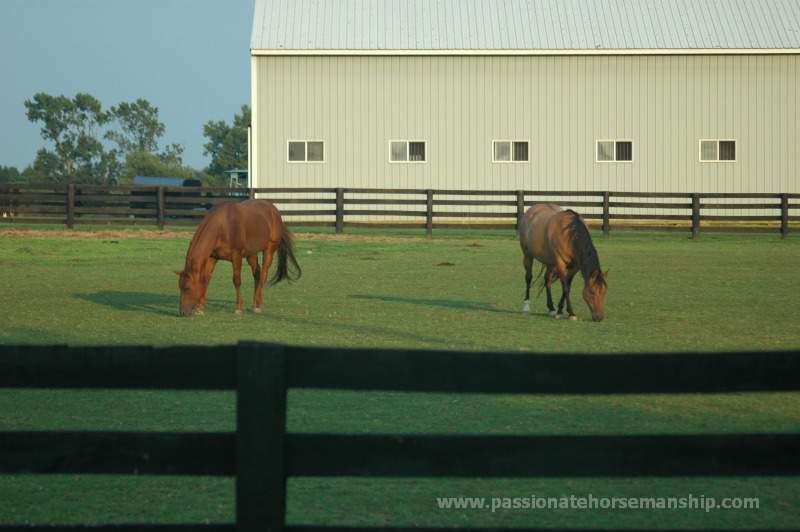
[1,226,799,528]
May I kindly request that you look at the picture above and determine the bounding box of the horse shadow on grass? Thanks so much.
[350,294,520,315]
[73,291,468,347]
[73,290,230,317]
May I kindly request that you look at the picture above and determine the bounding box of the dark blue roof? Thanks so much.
[132,176,193,187]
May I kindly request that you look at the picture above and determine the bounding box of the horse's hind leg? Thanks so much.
[246,255,261,312]
[545,267,557,316]
[522,255,533,313]
[232,253,244,314]
[253,243,276,313]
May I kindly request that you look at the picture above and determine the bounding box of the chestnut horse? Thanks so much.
[177,199,301,316]
[519,203,608,321]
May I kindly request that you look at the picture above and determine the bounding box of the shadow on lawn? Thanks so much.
[263,313,468,348]
[350,294,520,315]
[73,291,465,346]
[73,290,229,317]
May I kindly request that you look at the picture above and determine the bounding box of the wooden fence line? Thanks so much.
[1,343,800,531]
[0,184,797,238]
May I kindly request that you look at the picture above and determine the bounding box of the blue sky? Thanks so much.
[0,0,253,170]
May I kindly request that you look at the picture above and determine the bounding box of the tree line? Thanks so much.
[0,92,250,186]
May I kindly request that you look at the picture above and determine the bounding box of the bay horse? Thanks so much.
[519,203,608,321]
[177,199,301,316]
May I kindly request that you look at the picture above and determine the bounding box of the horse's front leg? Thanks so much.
[556,270,578,321]
[553,262,569,319]
[232,253,244,314]
[198,258,217,314]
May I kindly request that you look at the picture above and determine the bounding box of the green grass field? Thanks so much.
[1,227,799,528]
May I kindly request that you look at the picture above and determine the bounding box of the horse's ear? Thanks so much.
[175,270,184,277]
[603,270,609,279]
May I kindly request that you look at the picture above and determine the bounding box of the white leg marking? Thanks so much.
[522,300,531,313]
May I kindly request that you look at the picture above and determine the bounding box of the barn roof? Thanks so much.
[251,0,800,54]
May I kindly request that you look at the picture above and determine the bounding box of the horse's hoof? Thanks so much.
[194,309,205,317]
[568,315,578,321]
[522,300,530,313]
[555,314,564,320]
[252,307,262,314]
[234,309,243,315]
[547,310,557,317]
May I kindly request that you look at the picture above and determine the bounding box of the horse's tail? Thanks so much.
[269,220,302,286]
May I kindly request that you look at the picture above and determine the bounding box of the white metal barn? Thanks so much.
[249,0,800,219]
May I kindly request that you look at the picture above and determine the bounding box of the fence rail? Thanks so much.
[1,343,799,531]
[0,184,798,237]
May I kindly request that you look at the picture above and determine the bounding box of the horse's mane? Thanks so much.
[184,206,221,273]
[564,210,606,284]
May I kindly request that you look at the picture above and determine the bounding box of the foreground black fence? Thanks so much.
[1,343,799,531]
[1,184,797,237]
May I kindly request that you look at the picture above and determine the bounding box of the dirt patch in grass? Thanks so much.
[0,228,424,243]
[0,229,193,240]
[0,229,186,240]
[296,233,423,243]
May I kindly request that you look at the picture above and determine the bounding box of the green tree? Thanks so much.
[105,99,166,155]
[203,104,250,177]
[24,92,109,183]
[0,165,21,183]
[122,150,194,183]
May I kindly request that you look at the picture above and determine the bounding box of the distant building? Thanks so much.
[224,169,249,188]
[249,0,800,197]
[132,176,202,188]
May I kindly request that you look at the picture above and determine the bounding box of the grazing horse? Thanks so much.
[519,203,608,321]
[177,199,301,316]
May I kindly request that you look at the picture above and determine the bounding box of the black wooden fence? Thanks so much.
[1,184,797,238]
[1,343,799,531]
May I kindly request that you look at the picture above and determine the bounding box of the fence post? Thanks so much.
[780,193,789,239]
[157,186,166,229]
[602,191,610,236]
[66,183,75,229]
[236,342,287,532]
[249,187,256,200]
[426,190,433,237]
[335,188,344,234]
[691,193,700,239]
[515,191,525,234]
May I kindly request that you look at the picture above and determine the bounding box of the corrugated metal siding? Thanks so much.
[251,0,800,51]
[253,55,799,209]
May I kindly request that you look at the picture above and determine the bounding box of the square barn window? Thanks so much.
[597,140,633,162]
[493,141,529,162]
[719,141,736,161]
[409,142,425,161]
[700,140,736,162]
[307,141,324,161]
[288,141,325,163]
[513,141,529,161]
[616,141,632,161]
[288,141,305,162]
[390,141,426,162]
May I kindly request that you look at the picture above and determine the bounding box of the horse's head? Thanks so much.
[176,270,203,316]
[582,270,609,322]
